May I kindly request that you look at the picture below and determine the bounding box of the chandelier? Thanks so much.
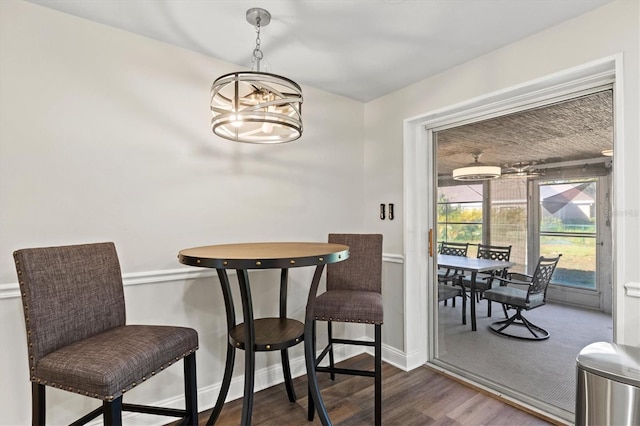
[210,8,303,144]
[452,153,501,181]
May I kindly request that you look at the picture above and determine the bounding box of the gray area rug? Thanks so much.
[437,300,613,413]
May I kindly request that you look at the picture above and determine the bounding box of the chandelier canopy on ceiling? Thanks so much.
[452,153,501,181]
[210,8,303,144]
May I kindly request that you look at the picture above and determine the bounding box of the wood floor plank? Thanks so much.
[179,354,554,425]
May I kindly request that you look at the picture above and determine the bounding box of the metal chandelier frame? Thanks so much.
[210,8,303,144]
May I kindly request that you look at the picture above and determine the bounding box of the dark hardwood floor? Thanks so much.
[187,354,555,425]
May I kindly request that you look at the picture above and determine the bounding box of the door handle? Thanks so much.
[428,229,434,257]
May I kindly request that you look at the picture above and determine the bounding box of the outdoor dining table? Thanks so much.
[438,254,516,331]
[178,242,349,426]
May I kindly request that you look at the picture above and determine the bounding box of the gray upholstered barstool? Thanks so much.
[309,233,383,426]
[14,242,199,425]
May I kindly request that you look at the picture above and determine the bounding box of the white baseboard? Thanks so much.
[381,344,412,372]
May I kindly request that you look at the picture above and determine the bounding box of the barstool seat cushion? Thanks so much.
[35,325,198,400]
[314,290,383,325]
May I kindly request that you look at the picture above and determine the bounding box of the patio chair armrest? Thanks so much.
[492,275,532,287]
[508,272,532,280]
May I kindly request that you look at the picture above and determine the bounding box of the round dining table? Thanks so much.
[178,242,349,426]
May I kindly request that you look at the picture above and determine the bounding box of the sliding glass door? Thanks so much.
[431,88,614,421]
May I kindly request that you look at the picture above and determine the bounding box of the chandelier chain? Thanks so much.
[252,19,263,71]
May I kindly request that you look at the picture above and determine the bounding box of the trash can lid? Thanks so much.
[576,342,640,387]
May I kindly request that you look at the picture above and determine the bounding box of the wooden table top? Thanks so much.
[179,242,350,270]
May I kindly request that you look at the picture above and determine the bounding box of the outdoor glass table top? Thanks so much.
[438,254,515,272]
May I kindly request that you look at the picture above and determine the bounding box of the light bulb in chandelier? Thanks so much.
[230,112,243,128]
[261,106,276,134]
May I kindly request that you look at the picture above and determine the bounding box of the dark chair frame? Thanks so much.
[14,243,198,426]
[437,241,469,308]
[483,255,561,341]
[437,281,466,325]
[438,241,470,257]
[460,244,512,317]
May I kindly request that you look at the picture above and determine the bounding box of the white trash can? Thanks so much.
[576,342,640,426]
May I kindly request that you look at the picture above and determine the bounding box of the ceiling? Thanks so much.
[25,0,610,102]
[24,0,614,171]
[436,90,614,178]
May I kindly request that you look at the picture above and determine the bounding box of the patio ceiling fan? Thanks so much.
[501,161,543,178]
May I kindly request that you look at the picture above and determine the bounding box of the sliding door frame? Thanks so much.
[402,55,622,422]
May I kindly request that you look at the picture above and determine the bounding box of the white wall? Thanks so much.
[0,1,366,424]
[364,0,639,353]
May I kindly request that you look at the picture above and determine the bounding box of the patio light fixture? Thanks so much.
[453,153,501,181]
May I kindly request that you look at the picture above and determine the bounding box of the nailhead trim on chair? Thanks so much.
[29,347,198,401]
[315,315,383,325]
[15,255,38,376]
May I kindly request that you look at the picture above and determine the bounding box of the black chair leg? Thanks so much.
[374,324,382,426]
[327,321,335,381]
[309,321,382,424]
[32,383,45,426]
[307,384,314,421]
[461,292,467,325]
[103,397,122,426]
[308,320,316,421]
[451,285,456,307]
[184,353,198,426]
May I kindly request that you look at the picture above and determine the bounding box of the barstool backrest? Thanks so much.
[14,242,126,372]
[327,234,382,293]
